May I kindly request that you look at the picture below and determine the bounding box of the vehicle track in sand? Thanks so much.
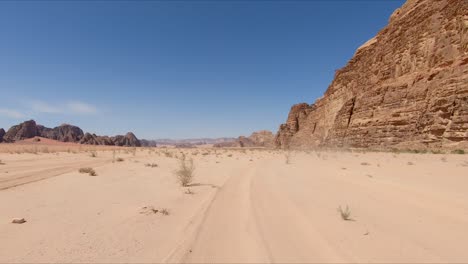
[0,158,109,190]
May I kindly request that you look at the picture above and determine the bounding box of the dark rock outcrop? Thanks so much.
[3,120,38,142]
[37,124,84,142]
[0,128,5,143]
[276,0,468,150]
[112,132,141,147]
[80,132,141,147]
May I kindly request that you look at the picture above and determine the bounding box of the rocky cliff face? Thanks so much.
[3,120,38,142]
[37,124,84,142]
[111,133,142,147]
[215,130,275,148]
[0,128,5,143]
[79,133,113,146]
[276,0,468,150]
[1,120,141,147]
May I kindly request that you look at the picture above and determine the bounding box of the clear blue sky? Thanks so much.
[0,0,404,139]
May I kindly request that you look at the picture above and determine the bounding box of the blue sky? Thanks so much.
[0,0,404,139]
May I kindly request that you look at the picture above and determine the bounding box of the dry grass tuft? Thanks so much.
[360,162,371,166]
[184,188,195,195]
[175,154,195,187]
[338,205,352,221]
[160,208,170,215]
[145,163,158,168]
[0,159,5,165]
[285,151,292,164]
[116,157,124,162]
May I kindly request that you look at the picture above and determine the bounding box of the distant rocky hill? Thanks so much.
[214,130,275,148]
[140,139,158,147]
[0,120,141,147]
[276,0,468,150]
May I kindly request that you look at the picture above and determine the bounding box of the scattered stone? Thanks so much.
[11,218,26,224]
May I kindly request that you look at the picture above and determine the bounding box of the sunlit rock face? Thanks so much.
[276,0,468,150]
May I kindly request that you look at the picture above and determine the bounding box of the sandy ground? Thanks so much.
[1,147,468,263]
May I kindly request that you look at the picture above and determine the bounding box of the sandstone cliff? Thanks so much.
[276,0,468,150]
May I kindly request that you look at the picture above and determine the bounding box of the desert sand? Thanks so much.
[1,145,468,263]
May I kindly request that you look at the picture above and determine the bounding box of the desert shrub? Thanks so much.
[79,167,97,176]
[360,162,371,166]
[116,157,124,162]
[160,208,170,215]
[145,163,158,168]
[90,151,97,158]
[175,154,195,187]
[0,160,5,165]
[451,149,465,154]
[338,205,352,221]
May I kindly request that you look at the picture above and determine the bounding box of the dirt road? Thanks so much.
[1,150,468,263]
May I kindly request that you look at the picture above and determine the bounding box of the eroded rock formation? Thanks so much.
[111,133,142,147]
[37,124,84,142]
[1,120,141,147]
[276,0,468,150]
[3,120,38,142]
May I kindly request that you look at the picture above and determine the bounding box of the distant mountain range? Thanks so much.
[148,137,236,146]
[0,120,278,149]
[0,120,141,147]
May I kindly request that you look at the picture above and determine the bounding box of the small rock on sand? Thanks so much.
[11,218,26,224]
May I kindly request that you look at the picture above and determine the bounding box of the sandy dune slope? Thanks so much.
[1,148,468,263]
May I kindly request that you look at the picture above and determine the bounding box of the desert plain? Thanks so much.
[1,140,468,263]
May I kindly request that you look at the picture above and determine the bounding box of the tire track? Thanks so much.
[0,159,109,190]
